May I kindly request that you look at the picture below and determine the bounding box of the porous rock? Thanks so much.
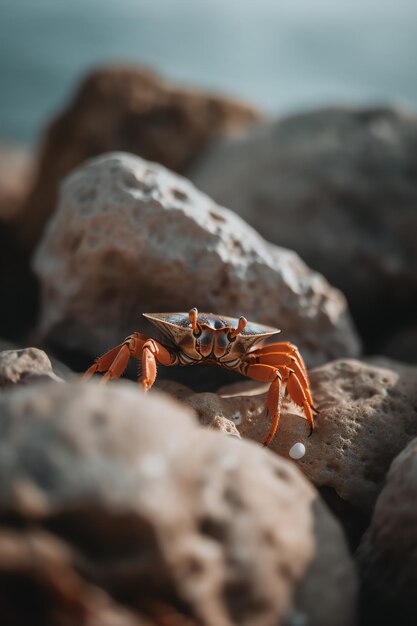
[357,438,417,626]
[0,530,151,626]
[0,347,64,389]
[0,380,357,626]
[166,358,417,514]
[32,151,360,369]
[19,65,262,250]
[190,107,417,353]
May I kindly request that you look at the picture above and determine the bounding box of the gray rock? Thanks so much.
[32,152,360,369]
[357,438,417,625]
[190,107,417,352]
[165,358,417,514]
[0,347,64,389]
[0,380,357,626]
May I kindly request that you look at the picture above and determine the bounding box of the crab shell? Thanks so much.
[143,311,281,363]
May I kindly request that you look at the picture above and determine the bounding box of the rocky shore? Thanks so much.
[1,65,417,626]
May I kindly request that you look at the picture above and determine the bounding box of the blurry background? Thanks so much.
[1,0,417,144]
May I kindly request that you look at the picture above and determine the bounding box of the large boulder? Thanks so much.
[357,438,417,626]
[32,152,360,370]
[190,107,417,356]
[0,380,357,626]
[163,358,417,516]
[19,65,262,251]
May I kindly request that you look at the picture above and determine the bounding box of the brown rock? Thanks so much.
[0,529,150,626]
[0,380,357,626]
[357,438,417,626]
[19,65,262,251]
[0,347,64,389]
[168,358,417,515]
[190,107,417,354]
[32,152,360,370]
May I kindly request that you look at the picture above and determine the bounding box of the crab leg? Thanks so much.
[83,332,177,390]
[244,363,283,447]
[140,339,176,390]
[244,360,315,446]
[253,352,314,408]
[252,342,309,380]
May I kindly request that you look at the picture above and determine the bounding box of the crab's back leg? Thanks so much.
[83,333,147,382]
[83,332,178,391]
[140,339,177,391]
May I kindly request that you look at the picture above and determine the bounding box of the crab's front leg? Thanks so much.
[83,332,178,391]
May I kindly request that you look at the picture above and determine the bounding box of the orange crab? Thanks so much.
[83,308,316,446]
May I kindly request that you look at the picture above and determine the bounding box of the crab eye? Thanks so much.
[227,332,236,342]
[193,327,202,338]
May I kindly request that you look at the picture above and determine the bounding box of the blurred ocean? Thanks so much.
[1,0,417,143]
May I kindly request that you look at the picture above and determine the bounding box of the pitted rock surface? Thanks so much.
[20,65,261,251]
[357,438,417,625]
[165,359,417,513]
[33,152,360,368]
[0,530,152,626]
[0,347,64,389]
[190,107,417,352]
[0,380,357,626]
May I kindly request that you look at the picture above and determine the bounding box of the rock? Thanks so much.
[19,65,262,251]
[357,438,417,626]
[0,347,64,389]
[0,380,357,626]
[190,107,417,355]
[32,152,360,371]
[0,529,152,626]
[166,358,417,516]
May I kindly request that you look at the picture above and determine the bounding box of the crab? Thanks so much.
[83,308,316,446]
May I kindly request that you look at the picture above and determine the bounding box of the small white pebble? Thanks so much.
[289,442,306,460]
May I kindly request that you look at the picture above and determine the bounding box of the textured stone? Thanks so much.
[0,347,64,389]
[0,380,357,626]
[190,107,417,353]
[357,438,417,626]
[0,530,151,626]
[166,358,417,514]
[33,152,360,370]
[19,65,261,251]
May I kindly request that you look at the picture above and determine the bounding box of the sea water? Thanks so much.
[1,0,417,143]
